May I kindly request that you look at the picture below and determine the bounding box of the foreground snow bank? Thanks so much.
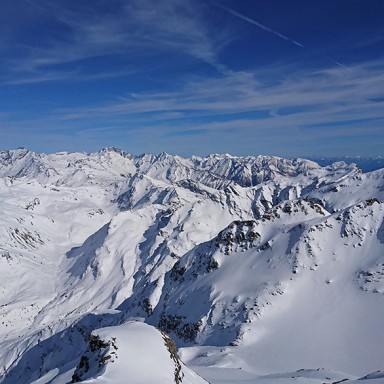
[71,321,208,384]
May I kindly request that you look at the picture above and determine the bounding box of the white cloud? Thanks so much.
[1,2,383,156]
[1,0,227,84]
[45,59,384,127]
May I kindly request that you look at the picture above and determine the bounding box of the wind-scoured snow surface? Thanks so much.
[0,148,384,383]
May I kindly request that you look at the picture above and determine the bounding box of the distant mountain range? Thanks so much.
[308,155,384,172]
[0,148,383,384]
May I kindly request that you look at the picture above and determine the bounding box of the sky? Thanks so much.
[0,0,383,158]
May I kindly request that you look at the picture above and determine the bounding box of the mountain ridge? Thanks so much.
[0,148,383,383]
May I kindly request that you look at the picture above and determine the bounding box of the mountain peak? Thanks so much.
[1,148,384,382]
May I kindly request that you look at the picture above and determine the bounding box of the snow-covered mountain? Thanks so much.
[0,148,383,384]
[310,155,384,172]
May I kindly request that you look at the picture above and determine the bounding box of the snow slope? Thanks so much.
[0,148,383,383]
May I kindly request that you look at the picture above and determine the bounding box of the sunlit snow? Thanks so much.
[1,148,384,383]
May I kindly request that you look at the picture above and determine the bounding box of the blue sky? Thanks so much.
[1,0,383,157]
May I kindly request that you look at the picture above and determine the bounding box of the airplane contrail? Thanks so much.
[212,1,346,68]
[213,1,304,48]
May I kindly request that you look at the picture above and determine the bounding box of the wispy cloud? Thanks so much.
[2,0,228,84]
[1,1,382,156]
[47,60,384,123]
[5,59,383,148]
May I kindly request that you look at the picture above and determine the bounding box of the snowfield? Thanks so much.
[0,148,384,383]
